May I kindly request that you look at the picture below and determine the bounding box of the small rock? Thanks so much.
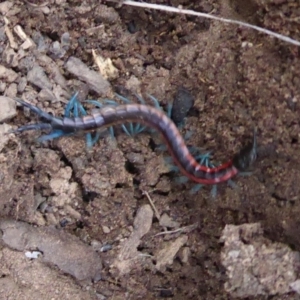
[102,225,111,234]
[0,81,6,92]
[17,77,27,92]
[46,213,58,225]
[0,220,102,281]
[38,88,56,101]
[290,280,300,294]
[61,32,70,50]
[65,205,81,219]
[21,38,35,50]
[49,41,66,58]
[0,123,14,152]
[159,213,180,229]
[27,65,52,90]
[6,82,17,98]
[100,244,112,252]
[155,235,188,271]
[180,247,191,264]
[91,240,102,251]
[0,96,16,122]
[93,51,119,80]
[112,205,153,275]
[0,64,18,82]
[25,250,42,259]
[3,48,18,67]
[65,56,111,96]
[220,223,300,297]
[0,1,13,14]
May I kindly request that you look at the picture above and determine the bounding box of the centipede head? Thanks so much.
[233,129,257,172]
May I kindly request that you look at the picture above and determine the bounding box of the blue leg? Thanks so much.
[32,93,80,141]
[115,93,148,136]
[70,94,96,147]
[64,92,79,117]
[190,184,203,194]
[37,129,74,142]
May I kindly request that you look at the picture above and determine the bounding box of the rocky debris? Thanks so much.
[111,204,153,275]
[0,220,102,281]
[0,248,96,299]
[159,213,180,229]
[27,65,52,90]
[155,235,188,271]
[0,64,18,82]
[65,56,111,96]
[0,96,16,122]
[220,223,300,298]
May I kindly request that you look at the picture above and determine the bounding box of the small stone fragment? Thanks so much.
[0,124,14,152]
[0,220,102,281]
[3,48,19,67]
[25,250,42,259]
[6,82,17,98]
[180,247,191,264]
[155,235,188,271]
[49,41,66,58]
[0,81,6,92]
[0,248,94,299]
[102,225,111,234]
[220,223,300,298]
[61,32,70,50]
[92,50,119,80]
[290,280,300,294]
[159,213,180,229]
[27,65,52,90]
[112,204,153,275]
[0,64,18,82]
[64,205,81,219]
[17,77,27,92]
[65,56,111,96]
[0,96,16,122]
[0,2,14,14]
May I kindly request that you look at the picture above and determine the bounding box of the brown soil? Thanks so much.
[1,0,300,299]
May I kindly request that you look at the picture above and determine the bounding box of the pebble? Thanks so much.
[0,81,6,92]
[27,65,52,90]
[6,83,17,98]
[17,77,27,93]
[65,56,111,96]
[102,225,111,234]
[0,2,13,14]
[0,64,18,82]
[0,96,16,122]
[3,48,18,67]
[159,213,180,229]
[65,205,81,219]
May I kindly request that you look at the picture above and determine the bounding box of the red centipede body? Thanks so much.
[14,99,256,186]
[50,104,239,185]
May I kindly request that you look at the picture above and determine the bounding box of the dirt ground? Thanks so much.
[1,0,300,299]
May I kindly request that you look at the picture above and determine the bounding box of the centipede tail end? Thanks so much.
[9,123,52,134]
[14,98,54,122]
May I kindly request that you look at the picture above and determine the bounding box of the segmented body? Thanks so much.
[14,100,256,185]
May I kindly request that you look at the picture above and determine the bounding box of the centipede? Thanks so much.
[11,98,257,185]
